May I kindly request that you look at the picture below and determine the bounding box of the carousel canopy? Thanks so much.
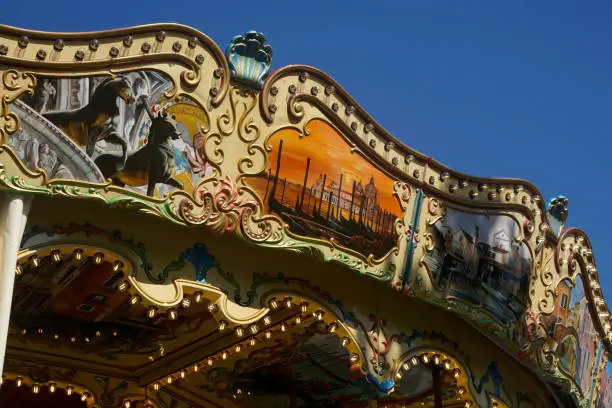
[0,23,609,408]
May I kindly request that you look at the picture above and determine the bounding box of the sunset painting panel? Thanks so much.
[248,120,403,258]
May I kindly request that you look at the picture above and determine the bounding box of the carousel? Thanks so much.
[0,23,609,408]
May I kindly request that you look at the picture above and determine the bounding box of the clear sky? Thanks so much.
[3,1,611,296]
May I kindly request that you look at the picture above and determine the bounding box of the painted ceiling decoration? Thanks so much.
[0,23,609,408]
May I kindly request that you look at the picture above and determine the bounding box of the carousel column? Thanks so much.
[0,193,33,375]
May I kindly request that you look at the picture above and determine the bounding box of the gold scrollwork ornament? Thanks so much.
[172,173,283,243]
[0,69,36,143]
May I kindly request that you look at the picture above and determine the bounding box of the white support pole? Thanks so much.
[0,193,32,375]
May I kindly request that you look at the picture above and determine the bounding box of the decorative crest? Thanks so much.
[546,195,569,237]
[225,31,273,89]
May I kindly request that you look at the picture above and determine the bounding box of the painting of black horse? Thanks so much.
[42,76,135,165]
[95,95,184,197]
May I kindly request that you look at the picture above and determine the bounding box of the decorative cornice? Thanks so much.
[260,65,548,222]
[0,23,230,106]
[555,228,612,354]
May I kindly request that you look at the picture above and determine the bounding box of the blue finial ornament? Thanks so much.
[546,195,569,237]
[225,31,273,89]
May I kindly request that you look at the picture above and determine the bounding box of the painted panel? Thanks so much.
[542,276,601,396]
[13,70,211,197]
[248,119,402,258]
[598,363,612,407]
[422,208,532,325]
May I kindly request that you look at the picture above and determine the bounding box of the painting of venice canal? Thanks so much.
[248,120,403,259]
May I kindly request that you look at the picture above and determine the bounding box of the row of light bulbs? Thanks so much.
[146,296,360,391]
[14,248,127,345]
[1,375,158,408]
[394,352,473,408]
[119,282,220,321]
[17,325,120,344]
[16,247,125,275]
[0,375,93,404]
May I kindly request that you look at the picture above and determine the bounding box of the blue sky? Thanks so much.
[3,1,611,296]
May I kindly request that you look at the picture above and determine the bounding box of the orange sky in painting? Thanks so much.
[263,120,402,216]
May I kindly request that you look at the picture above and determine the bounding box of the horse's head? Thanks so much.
[110,77,135,105]
[150,114,182,144]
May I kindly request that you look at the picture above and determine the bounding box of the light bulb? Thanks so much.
[73,249,83,261]
[181,297,191,308]
[30,255,40,267]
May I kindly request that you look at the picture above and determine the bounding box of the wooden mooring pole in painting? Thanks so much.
[298,157,311,212]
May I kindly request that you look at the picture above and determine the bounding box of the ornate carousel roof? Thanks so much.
[0,23,609,408]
